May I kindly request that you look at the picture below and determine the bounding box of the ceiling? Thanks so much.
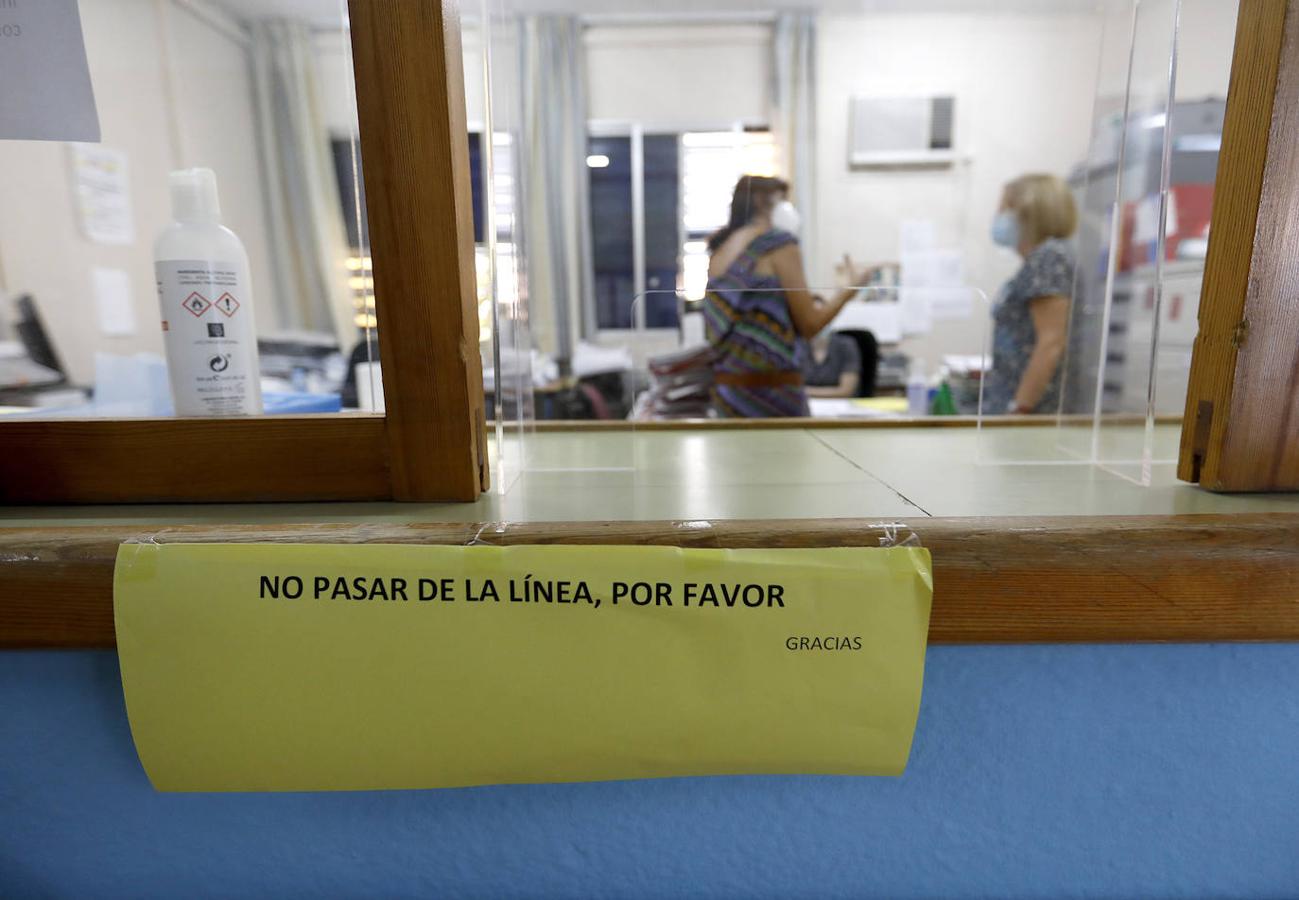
[211,0,345,27]
[211,0,1103,27]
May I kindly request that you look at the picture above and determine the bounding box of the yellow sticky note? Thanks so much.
[114,543,932,792]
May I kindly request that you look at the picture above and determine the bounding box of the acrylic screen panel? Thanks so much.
[469,0,1225,500]
[472,0,535,492]
[0,0,377,421]
[473,0,1243,498]
[483,0,1111,436]
[976,0,1235,480]
[976,0,1156,466]
[1065,0,1235,484]
[1092,0,1237,484]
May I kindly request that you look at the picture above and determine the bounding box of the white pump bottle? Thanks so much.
[154,168,263,417]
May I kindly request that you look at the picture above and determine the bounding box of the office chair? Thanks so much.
[837,329,879,397]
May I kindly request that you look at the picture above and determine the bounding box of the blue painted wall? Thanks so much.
[3,645,1298,898]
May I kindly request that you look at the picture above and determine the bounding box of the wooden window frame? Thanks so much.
[0,0,487,505]
[1180,0,1299,492]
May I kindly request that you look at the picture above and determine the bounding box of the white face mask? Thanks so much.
[771,200,802,236]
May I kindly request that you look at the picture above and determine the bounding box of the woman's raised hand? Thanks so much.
[835,255,877,288]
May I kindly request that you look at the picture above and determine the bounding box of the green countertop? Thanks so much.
[3,424,1297,527]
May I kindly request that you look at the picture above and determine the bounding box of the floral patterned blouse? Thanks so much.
[983,238,1075,414]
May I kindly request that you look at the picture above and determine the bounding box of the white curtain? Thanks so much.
[249,20,354,347]
[519,16,594,363]
[772,12,818,271]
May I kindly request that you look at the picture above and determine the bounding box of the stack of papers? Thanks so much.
[636,346,715,419]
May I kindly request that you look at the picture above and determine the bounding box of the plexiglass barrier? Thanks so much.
[464,0,1233,494]
[976,0,1234,484]
[1092,0,1184,484]
[475,0,531,494]
[0,0,379,420]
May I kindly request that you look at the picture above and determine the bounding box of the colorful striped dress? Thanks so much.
[703,229,809,418]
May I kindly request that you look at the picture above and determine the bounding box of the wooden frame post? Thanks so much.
[1179,0,1299,492]
[349,0,488,500]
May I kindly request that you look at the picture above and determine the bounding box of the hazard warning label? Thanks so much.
[183,292,212,317]
[214,293,241,317]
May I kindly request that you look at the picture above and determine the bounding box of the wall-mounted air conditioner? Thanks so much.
[848,96,961,167]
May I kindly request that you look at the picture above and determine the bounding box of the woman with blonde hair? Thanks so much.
[984,173,1078,415]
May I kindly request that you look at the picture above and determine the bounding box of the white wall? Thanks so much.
[315,27,490,133]
[1092,0,1237,105]
[462,27,488,128]
[0,0,273,384]
[585,24,770,128]
[313,31,361,137]
[813,11,1104,367]
[166,3,277,339]
[1175,0,1238,100]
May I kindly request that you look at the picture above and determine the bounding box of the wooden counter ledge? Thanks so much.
[3,513,1297,647]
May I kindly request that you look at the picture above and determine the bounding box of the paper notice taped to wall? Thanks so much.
[91,266,137,337]
[901,249,972,326]
[115,542,933,792]
[899,218,937,255]
[0,0,100,142]
[71,145,134,245]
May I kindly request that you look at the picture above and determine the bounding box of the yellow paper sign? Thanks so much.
[114,542,932,792]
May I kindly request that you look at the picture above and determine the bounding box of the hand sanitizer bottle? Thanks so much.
[906,359,928,417]
[154,168,263,417]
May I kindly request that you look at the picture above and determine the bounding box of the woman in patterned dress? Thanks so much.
[703,176,867,418]
[983,173,1078,416]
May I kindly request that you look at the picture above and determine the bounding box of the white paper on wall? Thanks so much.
[70,145,135,245]
[900,248,970,325]
[927,249,964,286]
[833,299,903,344]
[927,288,973,320]
[898,287,932,336]
[92,266,137,337]
[925,250,971,320]
[899,219,937,255]
[1133,195,1161,244]
[0,0,101,142]
[1133,192,1180,246]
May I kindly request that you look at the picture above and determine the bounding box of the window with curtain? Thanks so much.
[680,129,777,301]
[586,133,681,330]
[588,127,776,330]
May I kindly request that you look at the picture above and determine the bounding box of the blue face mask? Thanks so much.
[991,210,1020,248]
